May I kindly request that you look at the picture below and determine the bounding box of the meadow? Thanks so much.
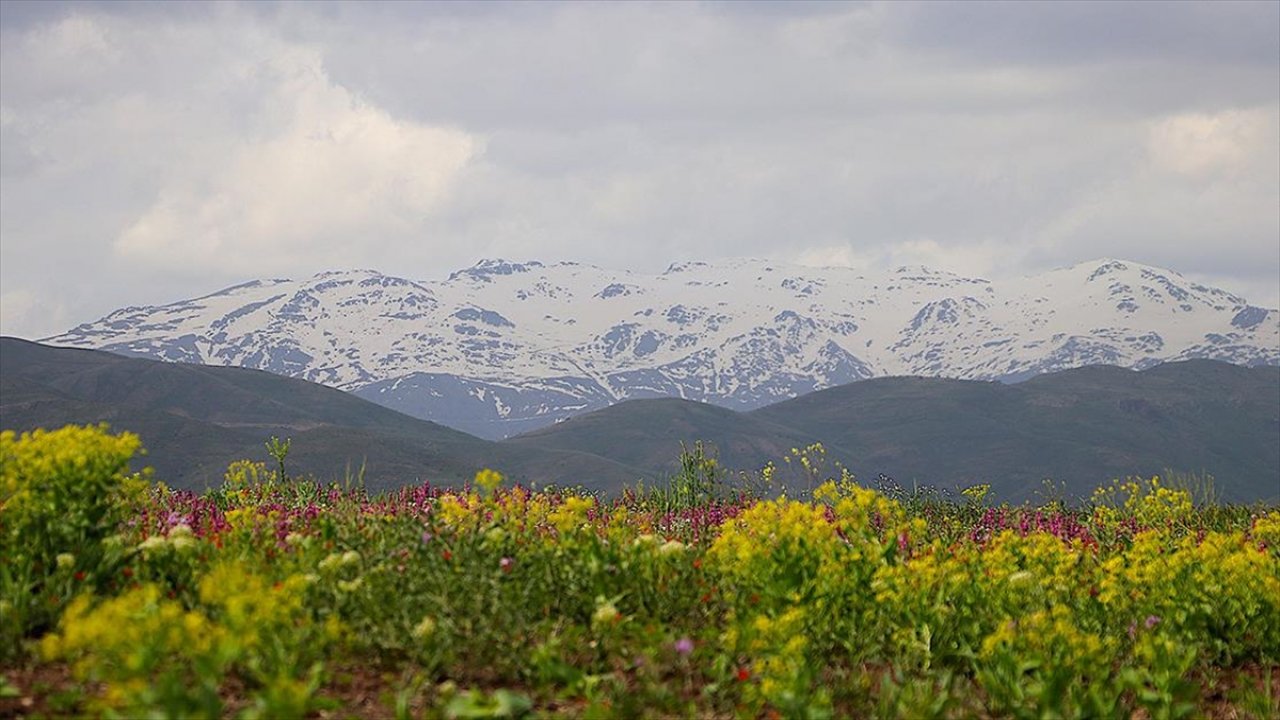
[2,425,1278,719]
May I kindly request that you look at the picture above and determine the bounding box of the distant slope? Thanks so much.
[752,361,1280,502]
[6,338,1275,502]
[504,397,825,479]
[508,360,1279,502]
[0,338,645,493]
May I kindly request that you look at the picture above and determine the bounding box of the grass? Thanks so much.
[2,426,1279,718]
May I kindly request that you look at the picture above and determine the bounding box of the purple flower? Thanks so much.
[674,637,694,656]
[421,531,434,545]
[1145,615,1161,629]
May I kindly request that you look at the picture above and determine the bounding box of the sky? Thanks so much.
[1,0,1278,339]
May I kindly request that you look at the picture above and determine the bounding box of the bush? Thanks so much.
[0,425,147,657]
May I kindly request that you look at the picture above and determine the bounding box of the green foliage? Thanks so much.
[265,435,292,483]
[443,688,533,719]
[5,425,1280,717]
[636,440,728,513]
[0,425,147,658]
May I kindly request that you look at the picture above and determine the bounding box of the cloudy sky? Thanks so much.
[2,1,1277,339]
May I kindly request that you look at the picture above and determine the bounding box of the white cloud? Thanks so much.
[0,288,69,339]
[0,2,1277,338]
[0,289,37,337]
[793,239,1018,280]
[112,44,477,275]
[1147,108,1271,177]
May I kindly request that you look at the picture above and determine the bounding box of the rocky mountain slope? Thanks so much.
[44,258,1280,438]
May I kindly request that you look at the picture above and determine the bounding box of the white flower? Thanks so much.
[56,553,75,570]
[658,540,686,556]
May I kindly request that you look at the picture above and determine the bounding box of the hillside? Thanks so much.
[5,338,1276,501]
[752,361,1280,502]
[504,397,826,481]
[0,338,645,493]
[509,361,1280,502]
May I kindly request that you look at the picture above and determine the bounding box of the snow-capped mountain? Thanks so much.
[43,258,1280,439]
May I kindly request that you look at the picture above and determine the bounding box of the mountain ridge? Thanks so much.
[41,257,1280,438]
[4,338,1277,502]
[505,360,1280,503]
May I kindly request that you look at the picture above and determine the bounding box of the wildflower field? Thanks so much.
[3,426,1279,719]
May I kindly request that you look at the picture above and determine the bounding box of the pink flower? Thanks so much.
[499,557,514,572]
[674,637,694,656]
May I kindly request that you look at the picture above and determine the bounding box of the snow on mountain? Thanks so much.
[43,258,1280,439]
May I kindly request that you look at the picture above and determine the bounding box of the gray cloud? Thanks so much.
[2,0,1277,339]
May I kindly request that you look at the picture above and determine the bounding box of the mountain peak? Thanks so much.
[312,269,384,280]
[448,259,545,282]
[39,256,1279,439]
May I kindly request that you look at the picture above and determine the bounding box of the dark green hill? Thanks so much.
[506,361,1278,502]
[503,397,825,480]
[751,361,1280,502]
[7,338,1276,501]
[0,338,645,493]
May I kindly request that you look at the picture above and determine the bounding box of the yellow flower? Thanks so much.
[138,535,168,553]
[550,495,595,535]
[592,597,621,628]
[658,540,686,556]
[412,615,437,640]
[474,468,503,494]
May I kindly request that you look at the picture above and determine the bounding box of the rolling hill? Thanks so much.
[503,397,820,479]
[508,361,1280,502]
[0,338,645,493]
[5,338,1276,501]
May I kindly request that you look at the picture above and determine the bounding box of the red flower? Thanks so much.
[736,667,751,682]
[73,571,86,582]
[442,549,453,561]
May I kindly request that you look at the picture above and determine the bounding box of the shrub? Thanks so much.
[0,424,147,656]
